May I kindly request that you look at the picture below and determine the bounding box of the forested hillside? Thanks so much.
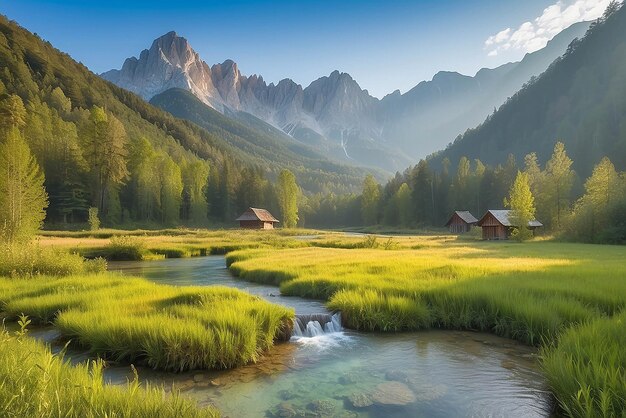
[432,2,626,178]
[150,88,377,179]
[0,15,370,228]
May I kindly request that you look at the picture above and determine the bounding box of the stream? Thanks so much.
[102,256,553,417]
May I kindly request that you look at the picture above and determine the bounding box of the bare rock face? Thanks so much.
[101,32,384,164]
[102,31,223,109]
[370,381,417,406]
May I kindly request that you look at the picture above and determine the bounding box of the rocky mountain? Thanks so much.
[102,22,590,171]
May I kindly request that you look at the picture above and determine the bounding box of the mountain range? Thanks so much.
[103,21,590,172]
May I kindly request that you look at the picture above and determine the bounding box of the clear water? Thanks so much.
[104,256,553,417]
[108,256,328,315]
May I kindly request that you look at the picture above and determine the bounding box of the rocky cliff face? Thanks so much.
[102,22,590,170]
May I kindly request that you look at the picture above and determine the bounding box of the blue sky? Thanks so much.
[1,0,610,98]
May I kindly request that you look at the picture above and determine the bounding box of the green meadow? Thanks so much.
[226,236,626,416]
[1,231,625,416]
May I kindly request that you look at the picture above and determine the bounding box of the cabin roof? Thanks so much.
[236,207,279,222]
[445,210,478,226]
[477,210,543,228]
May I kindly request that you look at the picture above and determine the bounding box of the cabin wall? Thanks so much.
[481,225,509,240]
[449,223,471,233]
[447,213,473,234]
[239,220,276,229]
[240,220,263,229]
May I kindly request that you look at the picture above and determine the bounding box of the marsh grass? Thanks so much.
[0,243,106,277]
[0,273,293,371]
[0,328,218,417]
[227,239,626,415]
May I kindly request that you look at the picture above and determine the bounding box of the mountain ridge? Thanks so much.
[102,21,591,171]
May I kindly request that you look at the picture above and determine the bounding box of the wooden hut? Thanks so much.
[445,211,478,233]
[476,210,543,240]
[236,207,279,229]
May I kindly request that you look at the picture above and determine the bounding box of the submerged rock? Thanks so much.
[338,373,357,385]
[308,399,335,415]
[347,392,374,408]
[385,370,408,382]
[270,402,305,418]
[279,389,297,400]
[407,381,448,402]
[371,381,417,406]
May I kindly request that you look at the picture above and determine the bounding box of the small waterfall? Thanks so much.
[292,312,343,338]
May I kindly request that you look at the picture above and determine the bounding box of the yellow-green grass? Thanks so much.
[38,228,440,261]
[38,229,326,260]
[0,244,107,277]
[0,273,293,372]
[226,239,626,415]
[0,329,218,417]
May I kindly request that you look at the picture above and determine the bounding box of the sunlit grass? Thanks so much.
[0,273,293,372]
[227,238,626,415]
[0,327,219,417]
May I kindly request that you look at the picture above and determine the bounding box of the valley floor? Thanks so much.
[1,229,625,416]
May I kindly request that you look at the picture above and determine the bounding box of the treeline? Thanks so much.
[0,91,296,227]
[305,141,626,244]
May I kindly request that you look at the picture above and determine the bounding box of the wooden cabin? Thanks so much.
[236,207,279,229]
[476,210,543,240]
[445,211,478,233]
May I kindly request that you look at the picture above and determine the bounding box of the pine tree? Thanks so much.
[506,171,536,242]
[277,169,299,228]
[0,127,48,243]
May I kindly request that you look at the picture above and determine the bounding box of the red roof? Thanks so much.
[236,207,279,222]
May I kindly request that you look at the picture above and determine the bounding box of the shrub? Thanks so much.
[105,236,147,260]
[0,244,105,277]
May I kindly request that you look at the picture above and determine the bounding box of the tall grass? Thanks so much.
[227,239,626,416]
[0,327,218,417]
[0,243,105,277]
[0,273,293,371]
[541,313,626,417]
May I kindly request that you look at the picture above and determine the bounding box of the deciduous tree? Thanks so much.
[506,171,536,242]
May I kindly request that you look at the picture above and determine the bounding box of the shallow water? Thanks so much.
[104,256,553,417]
[108,256,328,315]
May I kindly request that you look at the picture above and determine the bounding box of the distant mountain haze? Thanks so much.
[431,5,626,178]
[102,22,590,172]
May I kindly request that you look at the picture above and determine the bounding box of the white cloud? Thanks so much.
[484,0,618,57]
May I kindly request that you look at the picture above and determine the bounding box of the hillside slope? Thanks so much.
[0,15,375,227]
[431,4,626,177]
[0,15,370,195]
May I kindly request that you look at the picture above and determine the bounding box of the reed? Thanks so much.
[0,328,218,417]
[0,274,293,371]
